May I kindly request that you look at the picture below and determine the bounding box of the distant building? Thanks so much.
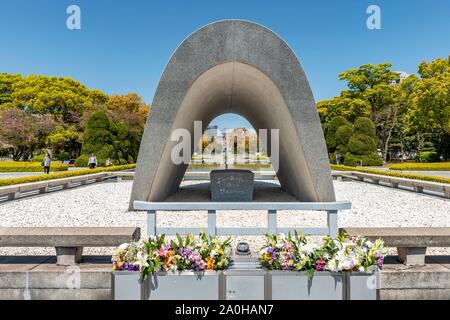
[392,71,411,84]
[205,125,218,138]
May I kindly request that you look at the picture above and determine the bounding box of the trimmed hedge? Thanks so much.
[0,164,136,187]
[388,162,450,171]
[232,163,272,170]
[188,163,218,169]
[343,152,383,167]
[331,164,450,184]
[0,162,68,173]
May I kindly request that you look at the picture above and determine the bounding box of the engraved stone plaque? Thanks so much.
[210,169,254,201]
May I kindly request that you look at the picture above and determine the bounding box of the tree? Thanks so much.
[405,57,450,135]
[335,124,353,155]
[81,110,113,163]
[105,93,149,162]
[0,73,20,107]
[0,73,150,163]
[9,74,108,123]
[325,116,350,154]
[0,107,56,160]
[318,96,370,124]
[47,126,81,158]
[344,117,382,166]
[319,63,405,162]
[80,96,149,165]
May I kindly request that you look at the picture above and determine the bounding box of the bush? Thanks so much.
[343,152,383,167]
[56,151,70,161]
[335,125,353,157]
[331,164,450,184]
[418,151,439,163]
[31,154,45,162]
[348,133,377,155]
[74,154,89,167]
[0,164,136,187]
[232,163,272,170]
[389,162,450,171]
[335,125,353,149]
[353,117,376,137]
[0,161,68,172]
[325,116,350,152]
[75,154,113,167]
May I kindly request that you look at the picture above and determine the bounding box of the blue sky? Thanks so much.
[1,0,449,128]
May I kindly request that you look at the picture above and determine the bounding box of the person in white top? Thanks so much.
[42,152,51,174]
[105,158,113,167]
[88,154,98,169]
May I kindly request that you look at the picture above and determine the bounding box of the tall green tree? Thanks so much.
[9,74,108,123]
[319,63,405,162]
[405,56,450,141]
[104,93,149,162]
[81,110,112,156]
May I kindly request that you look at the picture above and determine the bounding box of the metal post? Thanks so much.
[207,210,216,235]
[268,210,277,234]
[147,210,156,236]
[327,209,338,238]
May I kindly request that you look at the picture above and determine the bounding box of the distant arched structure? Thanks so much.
[129,20,335,208]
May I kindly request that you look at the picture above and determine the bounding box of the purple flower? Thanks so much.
[178,247,193,259]
[188,251,206,271]
[376,254,384,269]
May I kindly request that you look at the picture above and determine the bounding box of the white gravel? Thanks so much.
[0,180,449,256]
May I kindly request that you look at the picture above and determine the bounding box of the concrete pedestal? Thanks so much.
[55,247,83,266]
[397,247,427,266]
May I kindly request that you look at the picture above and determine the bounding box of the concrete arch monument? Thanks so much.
[130,20,335,207]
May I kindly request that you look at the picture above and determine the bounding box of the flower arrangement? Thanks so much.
[259,231,386,279]
[112,232,232,280]
[112,242,141,271]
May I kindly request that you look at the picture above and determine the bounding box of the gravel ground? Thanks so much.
[0,179,449,256]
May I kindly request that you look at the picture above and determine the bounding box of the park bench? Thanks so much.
[0,227,140,265]
[340,227,450,266]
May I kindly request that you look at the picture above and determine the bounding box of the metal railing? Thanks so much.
[133,200,352,238]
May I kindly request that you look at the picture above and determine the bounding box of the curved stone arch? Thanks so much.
[130,20,335,207]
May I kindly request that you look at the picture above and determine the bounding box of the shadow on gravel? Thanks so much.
[0,255,112,264]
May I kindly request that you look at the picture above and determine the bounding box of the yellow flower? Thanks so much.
[206,258,215,270]
[218,248,224,255]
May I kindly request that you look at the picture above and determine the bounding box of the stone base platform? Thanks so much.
[164,181,298,202]
[1,255,450,300]
[379,256,450,299]
[0,256,112,300]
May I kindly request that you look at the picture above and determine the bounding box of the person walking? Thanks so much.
[42,151,51,174]
[88,153,98,169]
[336,152,342,166]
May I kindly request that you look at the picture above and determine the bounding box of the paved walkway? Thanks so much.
[0,167,89,179]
